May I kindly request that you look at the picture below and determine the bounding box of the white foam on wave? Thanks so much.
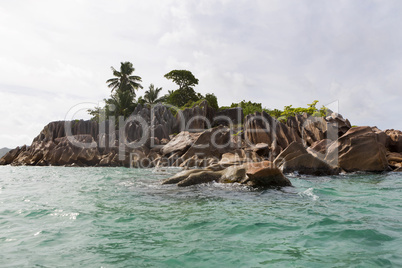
[299,187,319,201]
[50,209,79,220]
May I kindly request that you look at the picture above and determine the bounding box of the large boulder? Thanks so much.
[243,161,291,187]
[244,111,298,156]
[0,146,27,165]
[219,165,247,183]
[384,129,402,152]
[33,120,100,143]
[325,113,352,138]
[180,126,232,161]
[274,142,339,175]
[219,149,262,166]
[325,126,388,172]
[160,131,202,156]
[286,112,351,147]
[177,171,223,187]
[5,135,101,166]
[162,169,210,185]
[308,139,333,155]
[386,152,402,170]
[162,169,223,186]
[46,135,101,166]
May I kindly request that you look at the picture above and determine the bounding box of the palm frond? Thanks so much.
[128,75,142,81]
[106,78,118,83]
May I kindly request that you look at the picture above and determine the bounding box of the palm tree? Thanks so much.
[106,90,136,119]
[106,62,143,96]
[143,84,164,104]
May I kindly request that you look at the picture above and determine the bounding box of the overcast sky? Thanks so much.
[0,0,401,148]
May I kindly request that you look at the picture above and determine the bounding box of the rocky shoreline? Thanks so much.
[1,101,401,188]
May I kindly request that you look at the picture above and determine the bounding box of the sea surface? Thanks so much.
[0,166,401,267]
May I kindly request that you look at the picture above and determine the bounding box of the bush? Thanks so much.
[222,100,263,116]
[205,93,219,110]
[165,87,202,107]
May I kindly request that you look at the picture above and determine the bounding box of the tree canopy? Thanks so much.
[165,87,202,107]
[164,70,199,90]
[89,62,329,125]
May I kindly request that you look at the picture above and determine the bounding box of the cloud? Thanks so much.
[0,0,402,148]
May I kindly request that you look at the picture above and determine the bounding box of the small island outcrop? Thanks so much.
[1,100,401,188]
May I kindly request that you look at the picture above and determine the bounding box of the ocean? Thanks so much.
[0,166,401,267]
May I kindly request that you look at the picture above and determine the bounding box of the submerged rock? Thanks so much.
[177,171,223,187]
[162,161,291,188]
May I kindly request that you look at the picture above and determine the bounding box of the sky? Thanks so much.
[0,0,401,148]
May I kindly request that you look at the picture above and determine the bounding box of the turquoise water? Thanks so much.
[0,166,401,267]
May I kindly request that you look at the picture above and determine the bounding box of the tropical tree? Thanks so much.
[106,61,143,96]
[165,87,201,107]
[106,90,137,119]
[88,61,141,121]
[143,84,164,104]
[204,93,219,110]
[164,70,199,90]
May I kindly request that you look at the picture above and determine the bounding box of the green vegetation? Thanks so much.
[88,61,328,124]
[165,87,202,107]
[220,100,263,116]
[163,70,218,112]
[221,100,328,122]
[106,61,143,96]
[204,93,219,110]
[164,70,199,90]
[89,62,143,121]
[138,84,165,105]
[275,100,328,122]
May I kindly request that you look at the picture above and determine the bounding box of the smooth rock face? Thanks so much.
[177,171,223,187]
[214,107,244,126]
[325,113,352,138]
[162,169,209,185]
[219,165,246,183]
[244,111,296,156]
[180,126,232,161]
[309,139,333,155]
[325,126,388,172]
[274,142,339,175]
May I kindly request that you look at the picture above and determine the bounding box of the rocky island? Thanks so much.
[1,100,401,188]
[2,64,402,188]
